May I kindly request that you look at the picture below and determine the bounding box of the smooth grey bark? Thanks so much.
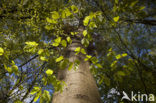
[52,27,102,103]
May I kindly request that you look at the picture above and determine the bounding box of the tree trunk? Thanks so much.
[52,27,102,103]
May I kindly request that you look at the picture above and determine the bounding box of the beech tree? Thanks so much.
[0,0,156,103]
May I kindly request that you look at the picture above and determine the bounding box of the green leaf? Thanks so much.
[108,48,112,52]
[51,11,60,19]
[46,18,57,24]
[0,47,4,56]
[71,32,78,35]
[91,57,98,64]
[71,5,78,13]
[115,0,118,4]
[4,64,12,73]
[34,91,41,102]
[61,40,67,47]
[38,49,44,55]
[81,38,89,47]
[24,41,38,53]
[117,71,126,76]
[113,16,119,22]
[53,37,62,47]
[116,53,127,59]
[122,53,128,57]
[66,37,72,43]
[130,0,138,7]
[46,69,53,76]
[83,16,90,26]
[99,75,110,86]
[111,60,117,67]
[139,6,145,10]
[64,8,72,17]
[56,56,64,62]
[55,37,61,43]
[40,56,48,61]
[33,86,41,91]
[44,90,51,101]
[30,86,41,95]
[52,42,59,47]
[89,21,97,28]
[81,48,86,54]
[75,47,81,54]
[74,60,80,70]
[60,59,69,69]
[103,75,110,86]
[25,41,38,46]
[96,63,103,68]
[45,25,53,30]
[84,55,92,61]
[83,30,87,37]
[30,89,37,95]
[12,65,18,73]
[68,62,73,70]
[14,100,22,103]
[75,47,81,52]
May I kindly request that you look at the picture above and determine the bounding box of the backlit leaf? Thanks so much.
[71,5,78,13]
[113,16,119,22]
[111,60,117,67]
[46,69,53,76]
[66,37,72,43]
[51,11,60,19]
[61,40,67,47]
[83,16,90,26]
[81,48,86,54]
[56,56,64,62]
[83,30,87,37]
[117,71,126,76]
[0,47,4,56]
[25,41,38,46]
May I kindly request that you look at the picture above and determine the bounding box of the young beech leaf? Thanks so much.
[111,60,117,67]
[116,53,127,59]
[55,37,61,43]
[4,64,12,73]
[68,62,73,70]
[61,40,67,47]
[12,65,18,72]
[83,16,90,26]
[117,71,126,76]
[53,37,62,47]
[75,47,81,52]
[84,55,92,61]
[51,11,60,19]
[38,49,44,55]
[34,91,41,102]
[75,47,81,55]
[83,30,87,37]
[44,90,51,101]
[81,48,86,54]
[25,41,38,46]
[46,69,53,76]
[0,47,4,56]
[40,56,48,61]
[56,56,64,62]
[139,6,145,10]
[64,8,72,17]
[66,37,72,43]
[113,16,119,22]
[91,57,98,64]
[115,0,118,4]
[71,5,78,13]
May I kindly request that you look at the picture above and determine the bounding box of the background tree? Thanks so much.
[0,0,156,103]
